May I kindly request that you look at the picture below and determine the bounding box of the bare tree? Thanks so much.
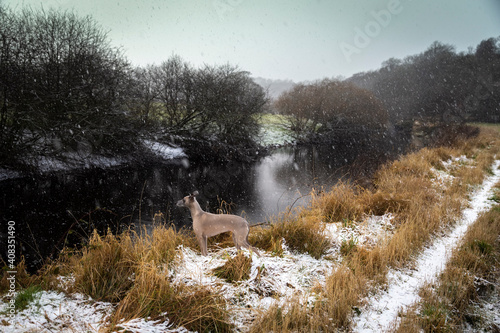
[130,56,267,145]
[275,79,388,139]
[0,7,133,164]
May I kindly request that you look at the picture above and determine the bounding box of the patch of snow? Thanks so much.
[171,244,335,329]
[352,160,500,333]
[116,316,194,333]
[0,168,21,181]
[0,290,194,333]
[27,153,129,174]
[143,140,187,160]
[257,122,295,147]
[442,155,470,170]
[0,291,114,332]
[323,214,395,260]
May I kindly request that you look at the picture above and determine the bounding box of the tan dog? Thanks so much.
[177,191,260,256]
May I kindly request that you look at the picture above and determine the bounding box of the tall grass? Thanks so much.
[250,127,500,332]
[396,202,500,332]
[70,230,136,302]
[249,210,332,259]
[111,263,232,332]
[3,126,498,332]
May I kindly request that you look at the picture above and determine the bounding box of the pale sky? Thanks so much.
[3,0,500,81]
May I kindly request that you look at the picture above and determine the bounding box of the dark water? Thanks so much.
[0,145,357,271]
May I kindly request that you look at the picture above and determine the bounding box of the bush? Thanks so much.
[0,7,136,164]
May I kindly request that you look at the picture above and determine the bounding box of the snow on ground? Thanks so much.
[142,140,187,160]
[33,154,129,173]
[0,140,186,181]
[0,289,195,333]
[256,116,295,147]
[0,168,21,181]
[324,214,395,252]
[171,244,334,330]
[352,160,500,333]
[0,291,113,332]
[1,156,498,332]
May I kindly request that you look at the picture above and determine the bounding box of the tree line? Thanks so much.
[0,7,267,167]
[273,38,500,152]
[348,39,500,126]
[2,5,499,168]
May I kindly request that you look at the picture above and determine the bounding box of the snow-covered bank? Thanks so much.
[352,160,500,333]
[0,140,187,181]
[1,155,498,332]
[142,140,187,160]
[0,213,397,333]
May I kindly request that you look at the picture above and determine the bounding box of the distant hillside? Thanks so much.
[253,77,296,100]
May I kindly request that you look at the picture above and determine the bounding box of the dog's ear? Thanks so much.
[192,191,199,197]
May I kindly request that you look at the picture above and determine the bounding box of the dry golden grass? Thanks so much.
[311,182,367,222]
[395,205,500,332]
[249,210,332,259]
[111,263,233,333]
[71,230,136,302]
[251,126,500,331]
[248,298,317,333]
[213,251,252,283]
[0,259,33,294]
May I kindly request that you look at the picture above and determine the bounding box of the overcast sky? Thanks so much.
[4,0,500,81]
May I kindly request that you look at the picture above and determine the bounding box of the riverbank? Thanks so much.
[1,126,499,332]
[0,113,294,181]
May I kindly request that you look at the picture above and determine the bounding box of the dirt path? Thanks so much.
[352,160,500,333]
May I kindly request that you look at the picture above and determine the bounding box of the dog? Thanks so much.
[177,191,261,256]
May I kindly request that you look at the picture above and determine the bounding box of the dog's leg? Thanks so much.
[232,233,241,250]
[202,235,208,256]
[197,234,207,256]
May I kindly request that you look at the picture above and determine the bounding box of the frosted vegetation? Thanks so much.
[1,127,500,332]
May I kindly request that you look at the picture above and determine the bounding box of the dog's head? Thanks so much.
[176,191,199,208]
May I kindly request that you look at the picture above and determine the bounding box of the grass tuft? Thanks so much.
[213,252,252,283]
[112,264,233,333]
[71,230,136,302]
[12,285,42,312]
[250,211,331,259]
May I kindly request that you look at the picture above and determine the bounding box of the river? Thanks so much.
[0,144,359,271]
